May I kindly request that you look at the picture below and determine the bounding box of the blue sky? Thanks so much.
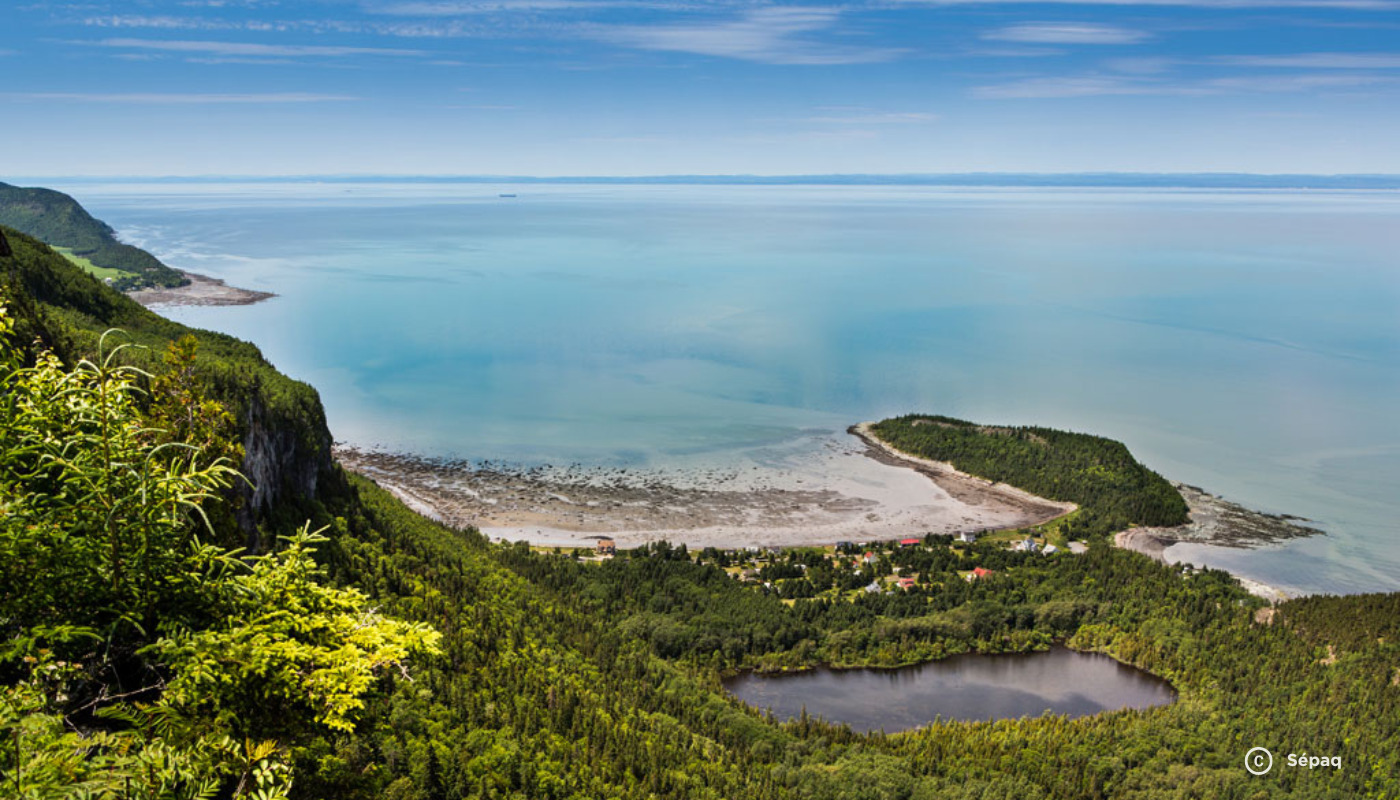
[5,0,1400,175]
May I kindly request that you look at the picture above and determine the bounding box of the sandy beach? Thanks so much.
[336,423,1075,551]
[128,271,275,307]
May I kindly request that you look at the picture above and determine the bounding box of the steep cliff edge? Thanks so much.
[0,225,338,547]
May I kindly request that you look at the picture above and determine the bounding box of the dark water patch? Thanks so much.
[724,646,1176,733]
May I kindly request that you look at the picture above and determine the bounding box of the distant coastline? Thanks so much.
[27,172,1400,190]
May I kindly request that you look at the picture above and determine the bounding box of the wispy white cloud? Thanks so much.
[984,23,1149,44]
[81,37,426,58]
[368,0,685,14]
[1216,52,1400,68]
[964,46,1065,58]
[974,75,1175,97]
[806,110,937,123]
[570,135,677,144]
[975,70,1395,97]
[3,91,357,103]
[1104,56,1175,73]
[895,0,1398,8]
[727,128,884,145]
[590,7,905,65]
[84,15,247,31]
[1205,71,1394,89]
[185,56,299,64]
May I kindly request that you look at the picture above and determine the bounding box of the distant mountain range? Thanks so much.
[0,181,186,290]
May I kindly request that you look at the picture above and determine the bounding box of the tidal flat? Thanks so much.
[335,427,1073,550]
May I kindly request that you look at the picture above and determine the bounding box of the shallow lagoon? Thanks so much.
[724,647,1177,733]
[54,182,1400,595]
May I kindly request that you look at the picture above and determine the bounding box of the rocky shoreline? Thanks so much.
[1113,484,1322,602]
[334,425,1078,550]
[128,271,275,307]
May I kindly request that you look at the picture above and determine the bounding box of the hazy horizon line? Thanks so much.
[9,171,1400,189]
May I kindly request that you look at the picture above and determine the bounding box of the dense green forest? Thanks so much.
[0,183,187,290]
[3,227,1397,798]
[870,415,1190,539]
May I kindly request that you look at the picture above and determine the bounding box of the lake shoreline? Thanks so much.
[724,644,1177,733]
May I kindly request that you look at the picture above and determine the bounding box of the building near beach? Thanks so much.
[597,538,616,556]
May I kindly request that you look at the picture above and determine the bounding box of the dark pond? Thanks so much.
[723,646,1176,733]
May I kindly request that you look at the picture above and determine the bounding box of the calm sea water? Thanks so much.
[724,647,1177,732]
[53,182,1400,596]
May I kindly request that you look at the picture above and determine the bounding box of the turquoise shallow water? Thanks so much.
[55,182,1400,595]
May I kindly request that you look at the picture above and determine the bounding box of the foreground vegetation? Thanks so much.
[2,227,1396,798]
[0,300,438,797]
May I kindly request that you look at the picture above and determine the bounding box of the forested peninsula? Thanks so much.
[867,415,1190,539]
[0,183,187,290]
[3,224,1397,799]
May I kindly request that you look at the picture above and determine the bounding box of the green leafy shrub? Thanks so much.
[0,300,439,797]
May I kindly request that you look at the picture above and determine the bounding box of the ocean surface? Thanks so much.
[51,181,1400,596]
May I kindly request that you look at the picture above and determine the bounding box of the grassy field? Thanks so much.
[53,246,136,282]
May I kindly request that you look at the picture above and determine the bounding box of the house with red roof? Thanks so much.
[899,537,921,547]
[898,576,917,590]
[969,567,993,581]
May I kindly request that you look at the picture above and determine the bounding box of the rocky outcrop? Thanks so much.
[233,388,341,551]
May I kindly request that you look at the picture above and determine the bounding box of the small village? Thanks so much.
[575,527,1093,604]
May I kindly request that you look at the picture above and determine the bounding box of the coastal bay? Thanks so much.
[61,180,1400,596]
[335,424,1072,551]
[338,416,1305,608]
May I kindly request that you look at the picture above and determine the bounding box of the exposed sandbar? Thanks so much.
[128,271,275,307]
